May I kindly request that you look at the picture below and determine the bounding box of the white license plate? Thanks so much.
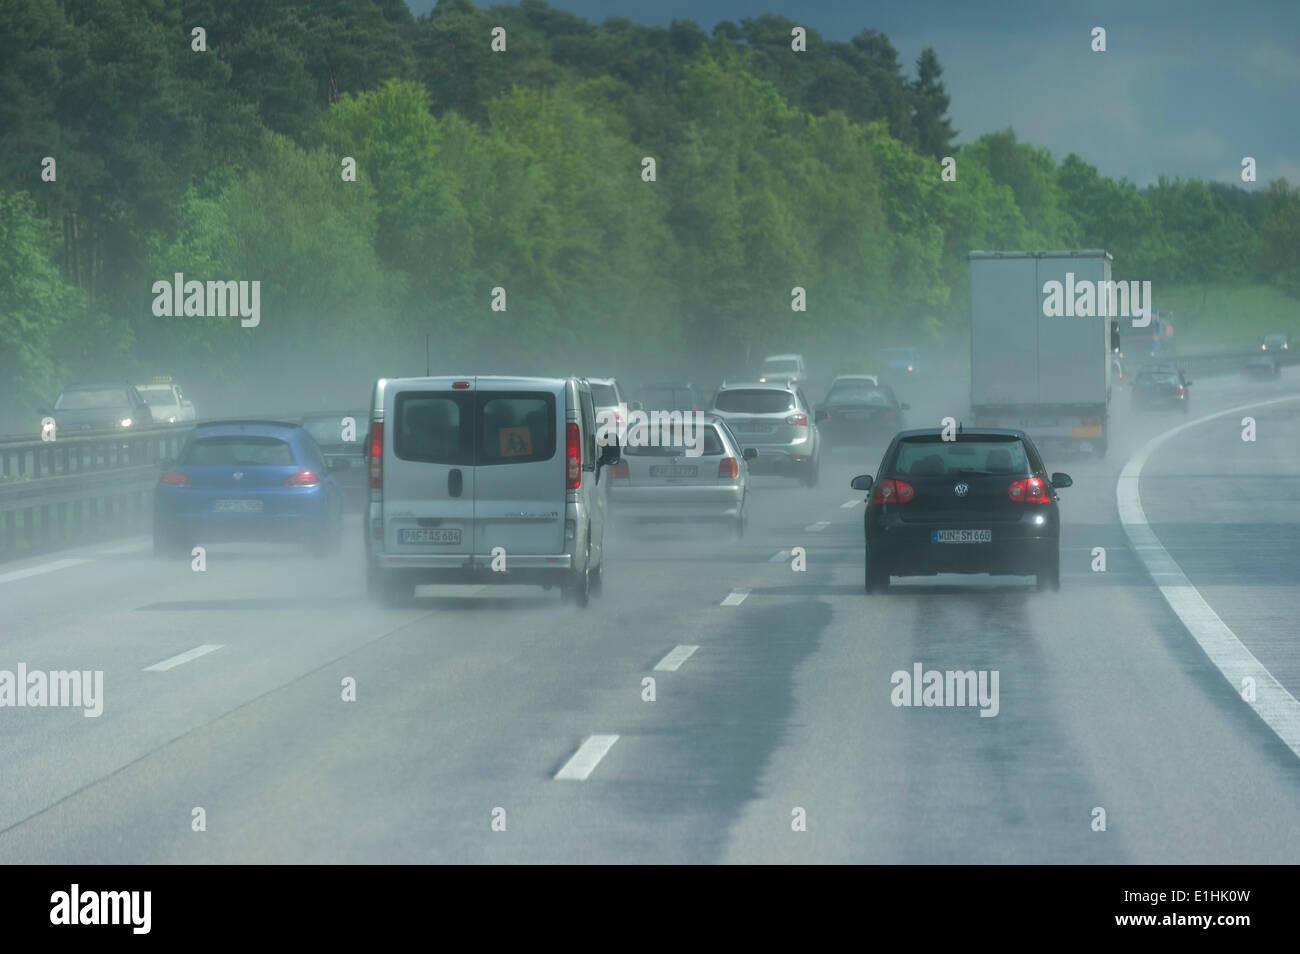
[735,423,775,433]
[650,465,699,477]
[398,528,462,545]
[214,499,263,512]
[932,529,991,544]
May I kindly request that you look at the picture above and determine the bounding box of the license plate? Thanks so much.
[841,411,867,420]
[398,528,461,545]
[932,529,991,544]
[734,422,774,433]
[650,465,698,478]
[214,499,263,512]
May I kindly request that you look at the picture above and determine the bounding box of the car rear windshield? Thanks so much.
[394,391,556,466]
[590,384,618,407]
[892,437,1029,477]
[137,387,177,406]
[1137,372,1179,386]
[827,385,892,405]
[183,436,296,466]
[639,388,694,411]
[624,426,725,457]
[55,389,130,409]
[762,360,799,373]
[714,389,795,413]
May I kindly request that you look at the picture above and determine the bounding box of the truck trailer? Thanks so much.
[969,250,1116,457]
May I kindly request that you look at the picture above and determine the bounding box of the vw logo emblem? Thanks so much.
[233,471,244,480]
[953,482,969,497]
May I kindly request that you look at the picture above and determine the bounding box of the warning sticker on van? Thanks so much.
[499,426,533,457]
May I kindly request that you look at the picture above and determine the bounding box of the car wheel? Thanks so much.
[590,560,604,597]
[563,540,591,607]
[802,460,820,488]
[864,550,890,593]
[1036,551,1061,592]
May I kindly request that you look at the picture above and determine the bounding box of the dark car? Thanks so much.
[1244,355,1280,380]
[1259,333,1291,354]
[850,427,1072,592]
[1131,364,1191,413]
[153,420,346,557]
[637,381,701,413]
[45,383,154,433]
[300,410,368,502]
[815,376,909,449]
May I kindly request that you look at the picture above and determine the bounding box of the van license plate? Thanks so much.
[399,529,461,544]
[650,465,698,477]
[932,529,991,543]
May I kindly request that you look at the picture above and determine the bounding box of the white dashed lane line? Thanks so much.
[143,644,225,672]
[805,521,830,532]
[1117,394,1300,761]
[0,558,88,585]
[654,645,699,672]
[769,549,791,563]
[554,735,619,780]
[840,499,863,508]
[720,589,750,606]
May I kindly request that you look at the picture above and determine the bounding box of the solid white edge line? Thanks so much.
[143,644,225,672]
[654,645,700,672]
[721,589,750,606]
[0,558,87,585]
[554,734,619,780]
[1117,394,1300,761]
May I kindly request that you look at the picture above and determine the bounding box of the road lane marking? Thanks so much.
[840,499,863,508]
[0,558,87,585]
[144,644,225,672]
[769,549,791,563]
[654,645,699,671]
[721,589,750,606]
[805,521,830,532]
[1118,394,1300,761]
[554,734,619,780]
[97,540,151,556]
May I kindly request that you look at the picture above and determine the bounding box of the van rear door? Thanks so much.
[382,382,475,555]
[472,384,565,556]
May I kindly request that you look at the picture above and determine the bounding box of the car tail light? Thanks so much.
[872,479,914,504]
[610,460,629,479]
[286,471,321,487]
[1008,477,1051,503]
[566,423,580,489]
[717,457,738,479]
[787,413,808,427]
[883,409,897,419]
[369,422,383,488]
[160,471,189,486]
[1177,386,1185,397]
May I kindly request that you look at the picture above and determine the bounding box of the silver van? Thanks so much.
[364,376,619,606]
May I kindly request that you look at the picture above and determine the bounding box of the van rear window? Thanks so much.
[394,393,473,465]
[477,393,556,465]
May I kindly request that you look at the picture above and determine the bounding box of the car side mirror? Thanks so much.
[900,403,911,411]
[1051,472,1072,488]
[850,474,874,492]
[742,447,758,461]
[599,444,621,467]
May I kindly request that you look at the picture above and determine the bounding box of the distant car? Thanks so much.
[850,427,1072,592]
[587,376,632,428]
[153,420,346,557]
[758,353,807,386]
[709,380,820,486]
[46,383,153,432]
[1244,355,1280,380]
[1131,364,1191,413]
[609,418,756,537]
[1259,333,1291,353]
[300,410,368,498]
[815,377,908,449]
[136,378,196,424]
[636,381,701,413]
[878,346,918,375]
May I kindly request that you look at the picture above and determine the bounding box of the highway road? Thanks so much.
[1,372,1298,863]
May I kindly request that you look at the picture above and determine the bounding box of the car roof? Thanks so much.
[300,410,366,419]
[718,380,796,391]
[762,353,803,362]
[830,374,880,383]
[383,375,569,390]
[585,376,619,386]
[192,420,303,437]
[894,426,1027,440]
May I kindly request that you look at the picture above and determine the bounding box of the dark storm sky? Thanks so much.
[405,0,1300,188]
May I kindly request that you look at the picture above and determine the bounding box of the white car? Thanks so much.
[364,375,619,606]
[758,353,807,385]
[609,419,755,538]
[586,376,633,428]
[136,379,196,424]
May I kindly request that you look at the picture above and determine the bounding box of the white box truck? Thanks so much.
[969,250,1116,457]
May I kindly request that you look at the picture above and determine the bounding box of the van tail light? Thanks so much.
[286,471,321,487]
[160,471,189,486]
[369,422,383,488]
[717,457,738,479]
[566,423,581,489]
[1008,477,1051,503]
[787,413,808,427]
[610,460,629,479]
[872,479,914,504]
[1177,386,1185,397]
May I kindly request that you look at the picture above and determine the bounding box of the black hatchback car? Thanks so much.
[1131,364,1191,412]
[815,376,909,448]
[850,428,1072,592]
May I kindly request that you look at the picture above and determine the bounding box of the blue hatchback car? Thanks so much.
[153,420,345,557]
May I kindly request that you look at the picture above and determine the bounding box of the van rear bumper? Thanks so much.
[371,552,572,570]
